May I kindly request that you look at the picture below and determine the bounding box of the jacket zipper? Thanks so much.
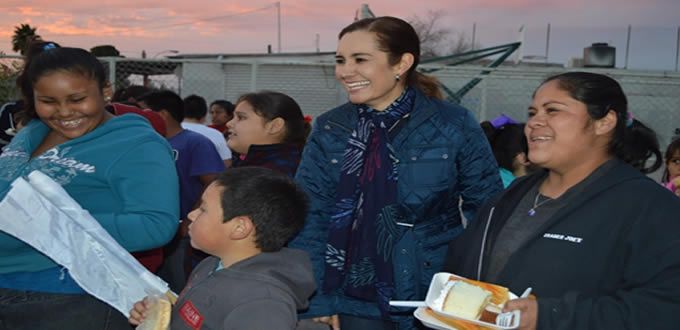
[388,113,410,132]
[476,207,495,280]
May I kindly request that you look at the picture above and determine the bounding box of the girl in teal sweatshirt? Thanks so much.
[0,42,179,329]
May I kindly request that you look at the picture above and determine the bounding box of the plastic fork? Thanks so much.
[496,309,520,327]
[519,287,533,299]
[495,287,532,328]
[389,300,427,308]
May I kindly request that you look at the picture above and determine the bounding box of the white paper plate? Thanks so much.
[418,272,519,330]
[415,306,456,330]
[415,306,520,330]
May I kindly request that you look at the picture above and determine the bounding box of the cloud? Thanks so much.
[0,0,677,59]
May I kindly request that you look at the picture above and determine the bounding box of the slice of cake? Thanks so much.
[450,276,509,307]
[442,280,492,320]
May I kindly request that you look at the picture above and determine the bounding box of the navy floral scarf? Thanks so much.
[324,87,415,315]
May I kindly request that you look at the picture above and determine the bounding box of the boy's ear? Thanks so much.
[266,117,285,136]
[229,216,254,240]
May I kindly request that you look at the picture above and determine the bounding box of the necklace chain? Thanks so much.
[528,191,552,216]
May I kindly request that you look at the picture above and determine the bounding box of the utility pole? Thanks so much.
[315,33,320,53]
[624,25,631,69]
[277,2,281,53]
[471,23,476,51]
[545,23,551,64]
[675,26,679,71]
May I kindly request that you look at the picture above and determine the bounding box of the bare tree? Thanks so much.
[408,11,479,58]
[448,30,478,55]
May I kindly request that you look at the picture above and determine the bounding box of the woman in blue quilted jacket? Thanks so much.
[289,16,502,330]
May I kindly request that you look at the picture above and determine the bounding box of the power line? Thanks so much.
[125,3,277,32]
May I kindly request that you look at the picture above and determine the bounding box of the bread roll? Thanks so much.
[136,297,171,330]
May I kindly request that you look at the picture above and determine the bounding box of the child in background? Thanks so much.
[129,167,316,329]
[481,115,535,188]
[227,91,310,177]
[208,100,234,135]
[663,138,680,196]
[140,90,225,292]
[182,95,232,168]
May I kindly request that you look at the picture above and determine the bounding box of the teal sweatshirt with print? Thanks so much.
[0,115,179,290]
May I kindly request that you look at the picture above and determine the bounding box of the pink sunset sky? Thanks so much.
[1,0,679,69]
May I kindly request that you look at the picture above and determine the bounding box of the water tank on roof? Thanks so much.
[583,43,616,68]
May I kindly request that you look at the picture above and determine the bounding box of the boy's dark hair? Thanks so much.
[183,94,208,120]
[112,85,150,103]
[214,167,308,252]
[140,90,184,123]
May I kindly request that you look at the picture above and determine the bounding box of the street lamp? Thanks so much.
[152,49,179,58]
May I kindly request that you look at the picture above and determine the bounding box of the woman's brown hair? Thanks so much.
[339,16,443,99]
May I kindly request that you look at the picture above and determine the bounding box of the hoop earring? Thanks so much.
[395,73,401,81]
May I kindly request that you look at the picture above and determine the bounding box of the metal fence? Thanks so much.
[431,65,680,148]
[2,55,679,147]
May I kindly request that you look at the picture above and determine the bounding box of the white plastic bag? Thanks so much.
[0,170,172,317]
